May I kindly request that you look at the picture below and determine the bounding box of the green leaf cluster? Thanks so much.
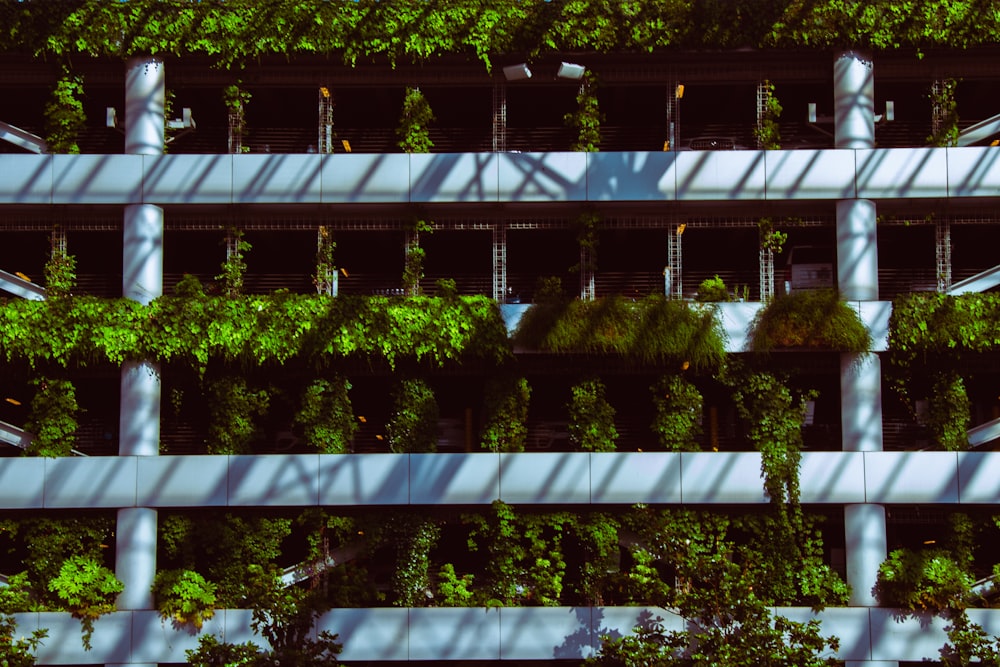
[478,375,531,452]
[397,86,434,153]
[750,289,871,352]
[24,376,79,457]
[206,376,270,454]
[889,292,1000,360]
[42,71,85,154]
[151,569,217,629]
[293,376,358,454]
[515,295,725,369]
[0,293,510,371]
[650,374,702,452]
[567,377,618,452]
[47,555,123,650]
[387,378,438,453]
[564,72,603,152]
[876,548,974,612]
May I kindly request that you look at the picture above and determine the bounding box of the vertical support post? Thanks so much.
[316,225,337,296]
[580,244,595,301]
[759,246,774,302]
[318,86,334,154]
[118,56,163,624]
[492,83,507,153]
[492,223,507,302]
[834,50,892,667]
[404,229,419,297]
[666,82,681,150]
[666,223,684,300]
[936,217,952,293]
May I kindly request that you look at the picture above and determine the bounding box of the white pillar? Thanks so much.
[835,49,893,667]
[117,56,163,627]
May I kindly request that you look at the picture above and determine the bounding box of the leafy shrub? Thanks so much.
[152,569,217,629]
[650,375,702,451]
[24,377,79,457]
[479,376,531,452]
[47,555,123,650]
[750,289,871,352]
[696,274,731,302]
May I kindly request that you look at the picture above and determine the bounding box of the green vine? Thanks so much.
[293,376,358,454]
[753,79,783,149]
[928,78,960,147]
[402,244,426,296]
[390,518,441,607]
[757,217,788,254]
[314,226,336,295]
[650,375,702,451]
[567,377,618,452]
[44,228,76,298]
[222,82,251,153]
[479,375,531,452]
[205,376,270,454]
[564,71,603,152]
[43,70,85,154]
[397,86,435,153]
[24,376,79,457]
[928,371,971,451]
[386,377,438,453]
[216,227,251,298]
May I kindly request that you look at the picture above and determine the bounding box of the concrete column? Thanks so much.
[117,56,163,629]
[835,50,893,667]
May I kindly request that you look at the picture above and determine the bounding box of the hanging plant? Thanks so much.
[754,80,783,149]
[564,71,603,152]
[397,86,435,153]
[568,377,618,452]
[24,376,79,457]
[479,375,531,452]
[47,555,123,650]
[386,378,438,453]
[43,71,85,154]
[750,289,871,352]
[293,376,358,454]
[650,375,702,451]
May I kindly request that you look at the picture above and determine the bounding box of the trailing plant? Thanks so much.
[479,375,531,452]
[294,376,357,454]
[753,79,782,149]
[928,371,971,451]
[216,226,251,297]
[43,70,85,154]
[650,375,702,451]
[47,555,123,650]
[151,569,217,629]
[205,376,269,454]
[514,295,726,369]
[386,378,438,453]
[397,86,435,153]
[564,71,603,152]
[940,610,1000,666]
[0,294,511,371]
[44,228,76,297]
[749,289,871,352]
[695,274,731,302]
[889,292,1000,362]
[24,376,79,457]
[928,78,960,147]
[567,377,618,452]
[390,518,441,607]
[314,226,336,295]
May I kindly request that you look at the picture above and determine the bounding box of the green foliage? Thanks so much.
[43,230,76,298]
[875,548,974,612]
[152,569,217,629]
[928,78,960,147]
[757,218,788,254]
[222,82,251,153]
[397,86,435,153]
[890,292,1000,360]
[402,244,426,296]
[387,377,438,453]
[515,295,726,369]
[0,576,47,667]
[42,71,85,154]
[750,289,871,352]
[928,371,971,451]
[294,376,358,454]
[0,294,511,372]
[695,275,731,303]
[479,375,531,452]
[565,72,603,152]
[568,377,618,452]
[436,563,475,606]
[650,375,702,451]
[24,376,79,457]
[217,227,251,298]
[753,80,782,149]
[314,226,336,295]
[47,555,123,650]
[390,519,441,607]
[205,376,270,454]
[941,610,1000,667]
[186,634,260,667]
[15,517,114,595]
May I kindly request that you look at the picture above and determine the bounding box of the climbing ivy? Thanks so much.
[650,374,702,451]
[479,375,531,452]
[24,376,79,457]
[205,375,270,454]
[397,86,434,153]
[567,377,618,452]
[928,371,971,451]
[43,228,76,298]
[293,376,358,454]
[565,71,603,152]
[386,377,438,453]
[42,70,85,154]
[216,227,251,298]
[753,79,783,149]
[151,568,217,630]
